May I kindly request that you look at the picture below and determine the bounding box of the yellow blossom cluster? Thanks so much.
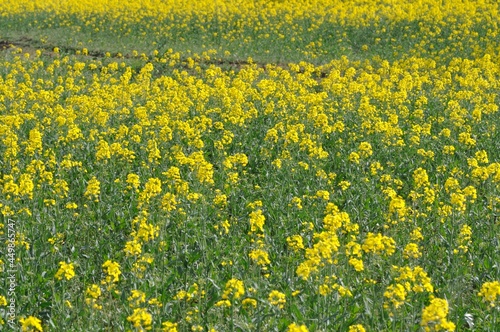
[478,281,500,308]
[384,265,434,312]
[421,298,456,331]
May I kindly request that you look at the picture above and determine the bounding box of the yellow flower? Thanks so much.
[65,202,78,209]
[358,142,372,158]
[174,283,200,301]
[126,173,141,191]
[345,240,362,257]
[19,174,34,199]
[290,197,303,209]
[478,281,500,307]
[315,190,330,200]
[413,167,430,188]
[162,321,178,332]
[348,257,364,272]
[86,284,101,299]
[54,261,75,281]
[333,284,353,297]
[268,290,286,309]
[102,260,121,283]
[287,235,305,252]
[339,180,351,190]
[123,239,142,256]
[221,278,245,300]
[443,145,455,155]
[421,298,455,331]
[95,139,111,161]
[213,190,227,207]
[394,266,433,293]
[475,150,489,164]
[147,139,161,163]
[247,200,263,209]
[362,232,396,256]
[383,283,407,310]
[272,158,282,169]
[249,209,266,233]
[370,161,383,175]
[249,249,271,266]
[127,308,152,330]
[287,323,309,332]
[2,175,19,198]
[388,195,408,221]
[148,297,163,308]
[242,298,257,309]
[348,325,366,332]
[215,299,231,307]
[84,176,100,201]
[403,243,422,259]
[319,283,330,296]
[458,132,476,147]
[298,161,309,170]
[138,177,162,207]
[455,224,472,254]
[54,179,69,198]
[450,192,466,212]
[410,227,424,241]
[161,192,178,211]
[20,316,43,332]
[132,255,154,277]
[348,151,360,164]
[128,290,147,308]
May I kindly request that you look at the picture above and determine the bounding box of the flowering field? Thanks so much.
[0,0,500,331]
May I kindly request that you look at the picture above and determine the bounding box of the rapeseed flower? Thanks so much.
[18,174,34,199]
[348,257,364,271]
[287,323,309,332]
[249,209,265,233]
[384,283,407,310]
[362,232,396,256]
[268,290,286,309]
[358,142,372,158]
[242,298,257,309]
[138,177,162,207]
[421,298,455,331]
[54,261,76,280]
[84,177,100,201]
[2,2,500,329]
[124,239,142,256]
[287,235,305,252]
[161,322,178,332]
[126,174,141,191]
[478,281,500,307]
[249,249,271,267]
[128,290,147,308]
[127,308,152,330]
[221,278,245,300]
[454,224,472,254]
[20,316,43,332]
[403,243,422,259]
[102,260,121,284]
[348,325,366,332]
